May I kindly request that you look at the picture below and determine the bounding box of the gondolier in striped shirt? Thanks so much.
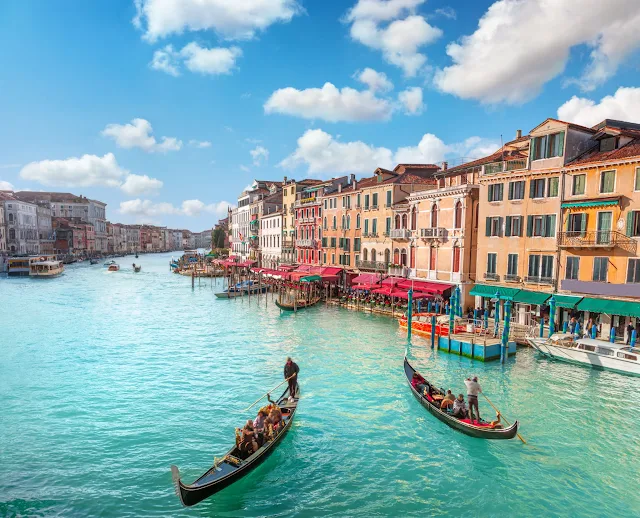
[284,357,299,398]
[464,376,482,423]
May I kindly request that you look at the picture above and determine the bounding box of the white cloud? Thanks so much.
[150,45,181,76]
[355,67,394,92]
[189,139,212,148]
[434,0,640,104]
[557,87,640,128]
[0,180,14,190]
[240,165,251,173]
[264,82,393,122]
[245,138,262,144]
[119,198,233,222]
[344,0,442,76]
[101,118,182,153]
[398,86,424,115]
[120,174,164,196]
[280,129,496,175]
[448,136,500,160]
[434,7,456,19]
[250,145,269,166]
[180,42,242,75]
[20,153,126,188]
[0,164,21,170]
[134,0,302,41]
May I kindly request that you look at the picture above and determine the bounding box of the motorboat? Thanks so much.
[107,264,120,272]
[104,260,117,267]
[29,260,64,278]
[527,333,640,377]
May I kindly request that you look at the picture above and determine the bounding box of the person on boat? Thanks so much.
[440,390,455,411]
[253,410,268,431]
[269,407,283,431]
[411,372,427,391]
[284,357,299,398]
[464,376,482,423]
[237,422,258,455]
[488,412,502,429]
[627,322,634,345]
[452,394,467,418]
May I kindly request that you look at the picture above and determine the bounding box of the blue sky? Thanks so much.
[1,0,639,230]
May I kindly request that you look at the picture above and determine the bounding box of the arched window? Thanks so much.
[394,248,400,264]
[454,201,462,229]
[9,228,15,240]
[8,213,13,223]
[346,215,350,229]
[431,204,438,228]
[371,248,377,262]
[356,214,361,228]
[400,249,407,266]
[401,214,407,229]
[342,215,346,229]
[384,248,391,264]
[411,207,417,230]
[363,248,368,261]
[395,214,401,229]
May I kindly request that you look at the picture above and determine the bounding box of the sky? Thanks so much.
[1,0,640,231]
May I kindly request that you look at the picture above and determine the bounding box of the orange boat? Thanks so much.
[398,313,463,337]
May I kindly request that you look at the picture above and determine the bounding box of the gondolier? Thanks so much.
[284,357,299,398]
[464,376,482,423]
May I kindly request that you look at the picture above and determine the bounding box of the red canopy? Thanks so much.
[372,286,393,296]
[321,267,343,275]
[396,280,453,294]
[390,289,431,300]
[382,277,402,287]
[352,284,375,290]
[352,273,381,285]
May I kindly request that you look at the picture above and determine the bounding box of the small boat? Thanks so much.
[133,264,141,272]
[398,313,452,336]
[104,260,117,267]
[215,281,267,298]
[135,254,139,259]
[403,357,519,440]
[275,296,321,311]
[29,260,64,278]
[171,384,300,507]
[107,264,120,272]
[89,258,100,265]
[7,257,32,277]
[528,333,640,377]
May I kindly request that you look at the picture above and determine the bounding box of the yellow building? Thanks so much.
[281,177,323,264]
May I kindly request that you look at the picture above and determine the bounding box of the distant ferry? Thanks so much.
[30,260,64,278]
[7,255,60,277]
[528,333,640,377]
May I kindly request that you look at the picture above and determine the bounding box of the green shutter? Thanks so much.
[581,213,587,237]
[498,217,504,237]
[541,215,547,237]
[548,215,556,237]
[386,217,391,233]
[364,220,369,234]
[517,216,523,237]
[527,215,533,237]
[485,217,491,237]
[529,180,535,198]
[627,211,635,237]
[498,183,504,200]
[386,190,391,206]
[508,182,513,200]
[531,137,537,161]
[505,216,512,237]
[557,131,565,157]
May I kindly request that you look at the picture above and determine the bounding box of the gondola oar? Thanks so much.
[243,374,296,411]
[481,393,526,444]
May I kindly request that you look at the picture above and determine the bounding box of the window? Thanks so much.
[371,249,377,262]
[323,217,327,230]
[431,205,438,227]
[354,238,361,252]
[364,219,369,235]
[385,217,391,234]
[531,131,565,160]
[504,216,523,237]
[330,237,336,247]
[430,247,437,270]
[384,249,391,264]
[530,178,546,198]
[600,170,615,194]
[508,181,525,200]
[547,177,559,197]
[568,213,587,235]
[324,200,327,209]
[507,254,518,276]
[487,253,497,274]
[488,183,504,202]
[485,216,503,237]
[372,193,378,208]
[572,174,586,195]
[356,214,361,229]
[593,257,608,282]
[363,248,368,261]
[541,256,554,278]
[454,201,463,229]
[453,246,461,273]
[411,207,417,230]
[346,215,351,229]
[372,219,377,235]
[386,190,392,207]
[341,215,346,229]
[627,211,640,237]
[627,259,640,283]
[566,257,579,280]
[364,194,370,209]
[526,214,556,237]
[357,193,361,208]
[332,216,337,229]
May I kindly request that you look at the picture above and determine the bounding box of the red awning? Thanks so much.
[351,273,381,285]
[390,289,431,300]
[278,265,297,271]
[352,284,375,290]
[382,277,402,286]
[293,265,312,273]
[396,280,453,294]
[372,286,393,296]
[321,267,343,275]
[237,260,256,267]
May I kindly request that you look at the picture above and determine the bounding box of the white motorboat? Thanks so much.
[29,260,64,278]
[527,333,640,377]
[107,264,120,272]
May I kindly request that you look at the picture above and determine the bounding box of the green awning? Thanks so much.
[577,297,640,318]
[561,200,618,209]
[512,290,550,305]
[300,275,322,283]
[551,294,583,309]
[469,284,520,300]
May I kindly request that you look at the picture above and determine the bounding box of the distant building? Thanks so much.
[0,191,39,254]
[36,204,54,255]
[0,202,6,255]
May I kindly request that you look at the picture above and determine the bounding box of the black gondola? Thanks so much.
[275,296,321,311]
[403,357,519,440]
[171,384,300,507]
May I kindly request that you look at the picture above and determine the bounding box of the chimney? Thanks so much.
[516,129,522,139]
[338,183,342,193]
[350,173,355,185]
[353,179,358,190]
[442,162,448,171]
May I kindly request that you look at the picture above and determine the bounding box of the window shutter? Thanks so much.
[548,215,556,237]
[531,138,537,161]
[485,217,491,237]
[529,180,535,198]
[581,213,587,237]
[527,215,533,237]
[541,215,547,237]
[499,183,504,200]
[557,131,565,157]
[627,211,634,237]
[498,217,504,237]
[505,216,512,237]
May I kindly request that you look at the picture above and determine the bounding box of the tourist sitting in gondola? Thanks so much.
[440,390,455,411]
[452,394,467,419]
[253,409,268,431]
[236,421,259,457]
[411,372,428,393]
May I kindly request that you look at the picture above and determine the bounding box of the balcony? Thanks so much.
[484,158,528,175]
[484,272,500,281]
[504,274,521,283]
[296,239,316,248]
[356,260,387,271]
[389,228,412,240]
[295,197,320,207]
[524,276,554,285]
[282,239,294,249]
[420,227,447,239]
[558,231,637,254]
[388,265,408,277]
[371,204,378,210]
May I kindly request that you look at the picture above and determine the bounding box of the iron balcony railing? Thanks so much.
[524,275,554,285]
[388,265,408,277]
[389,229,412,239]
[356,260,387,271]
[504,274,521,283]
[483,158,528,175]
[484,272,500,281]
[558,231,637,254]
[295,239,316,248]
[420,227,447,239]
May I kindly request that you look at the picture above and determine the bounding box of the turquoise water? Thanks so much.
[1,253,639,517]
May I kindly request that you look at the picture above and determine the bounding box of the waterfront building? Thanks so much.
[0,192,39,254]
[193,229,212,249]
[36,204,54,255]
[357,165,438,275]
[249,186,282,264]
[0,202,6,255]
[182,230,195,250]
[126,225,141,253]
[281,177,323,265]
[140,226,152,251]
[261,209,283,268]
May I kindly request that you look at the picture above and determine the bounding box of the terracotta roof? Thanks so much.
[393,163,440,172]
[568,137,640,166]
[13,191,87,203]
[530,117,596,134]
[381,173,438,185]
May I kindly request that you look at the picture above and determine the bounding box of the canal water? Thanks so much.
[1,253,639,517]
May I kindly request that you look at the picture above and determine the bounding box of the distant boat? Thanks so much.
[215,280,267,298]
[275,296,321,311]
[133,264,141,272]
[107,264,120,272]
[104,260,117,267]
[89,258,100,265]
[29,260,64,278]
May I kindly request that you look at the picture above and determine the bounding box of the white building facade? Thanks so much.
[261,210,283,268]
